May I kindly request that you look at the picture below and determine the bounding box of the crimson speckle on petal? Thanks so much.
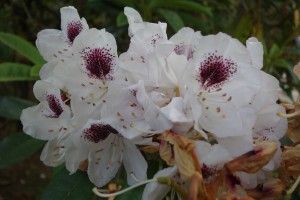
[67,20,83,44]
[197,52,237,89]
[81,47,115,80]
[174,43,194,60]
[82,123,119,143]
[46,94,63,118]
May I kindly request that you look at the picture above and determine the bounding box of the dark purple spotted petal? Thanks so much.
[81,47,115,80]
[197,52,237,90]
[82,123,120,143]
[46,94,63,118]
[67,20,83,44]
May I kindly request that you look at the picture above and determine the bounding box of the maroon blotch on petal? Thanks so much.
[46,94,63,118]
[82,123,119,143]
[197,52,237,90]
[81,47,115,80]
[67,20,83,44]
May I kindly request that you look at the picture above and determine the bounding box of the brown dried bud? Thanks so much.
[225,141,278,173]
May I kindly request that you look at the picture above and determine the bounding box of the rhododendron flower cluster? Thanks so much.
[21,6,289,199]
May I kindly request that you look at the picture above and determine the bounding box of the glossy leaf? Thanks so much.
[0,32,45,65]
[0,97,35,120]
[40,167,94,200]
[0,132,45,169]
[158,9,184,32]
[0,62,37,81]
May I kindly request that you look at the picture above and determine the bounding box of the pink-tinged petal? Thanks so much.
[60,6,88,44]
[122,139,147,185]
[246,37,263,69]
[142,166,178,200]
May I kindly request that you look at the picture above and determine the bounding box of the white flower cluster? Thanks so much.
[21,6,287,198]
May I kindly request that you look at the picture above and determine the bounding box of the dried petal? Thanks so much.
[225,141,278,173]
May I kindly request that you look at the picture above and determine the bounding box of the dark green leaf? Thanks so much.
[40,167,94,200]
[0,62,37,81]
[0,32,45,65]
[0,132,45,169]
[158,9,184,32]
[30,63,43,78]
[179,13,209,32]
[155,0,213,17]
[0,97,35,120]
[116,12,128,27]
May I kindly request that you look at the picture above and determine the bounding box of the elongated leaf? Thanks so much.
[30,63,43,78]
[158,9,184,32]
[40,167,94,200]
[0,97,35,120]
[0,32,45,64]
[179,12,208,32]
[0,132,45,169]
[155,0,213,17]
[0,62,37,81]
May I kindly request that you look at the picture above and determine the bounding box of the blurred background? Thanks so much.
[0,0,300,199]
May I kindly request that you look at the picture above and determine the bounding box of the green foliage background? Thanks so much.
[0,0,300,199]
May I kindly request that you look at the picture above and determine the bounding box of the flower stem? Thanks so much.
[92,178,157,198]
[157,176,188,199]
[277,110,300,118]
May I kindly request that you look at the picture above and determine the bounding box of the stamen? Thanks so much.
[93,178,158,198]
[286,175,300,195]
[130,172,141,182]
[130,123,161,134]
[277,110,300,118]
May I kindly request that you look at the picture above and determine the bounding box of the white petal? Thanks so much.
[124,7,144,36]
[88,135,123,187]
[60,6,88,43]
[122,139,147,185]
[246,37,263,69]
[142,166,177,200]
[160,97,193,134]
[36,29,70,62]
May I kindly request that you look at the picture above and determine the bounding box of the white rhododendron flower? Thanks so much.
[65,119,147,187]
[21,5,290,199]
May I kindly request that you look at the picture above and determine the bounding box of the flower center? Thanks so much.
[82,123,119,143]
[81,47,115,80]
[67,20,83,44]
[197,52,237,89]
[46,94,63,118]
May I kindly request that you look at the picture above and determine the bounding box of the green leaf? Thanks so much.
[0,62,37,81]
[0,97,35,120]
[0,32,45,65]
[179,13,209,32]
[158,9,184,32]
[0,132,45,169]
[40,167,94,200]
[30,63,43,78]
[155,0,213,17]
[117,12,128,27]
[269,44,281,58]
